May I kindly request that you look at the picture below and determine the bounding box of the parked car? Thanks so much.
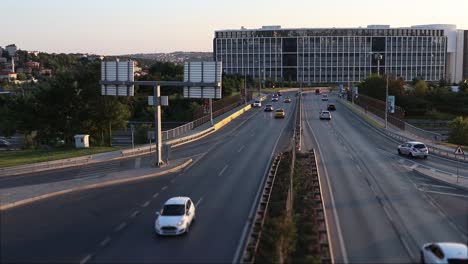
[274,108,285,118]
[327,104,336,111]
[319,110,332,120]
[420,242,467,264]
[398,141,428,159]
[264,104,274,112]
[0,139,12,150]
[321,94,329,101]
[253,100,262,108]
[154,197,196,236]
[284,97,291,103]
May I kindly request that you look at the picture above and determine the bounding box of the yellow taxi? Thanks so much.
[274,108,286,118]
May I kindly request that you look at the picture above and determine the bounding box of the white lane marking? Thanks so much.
[170,178,176,183]
[80,254,92,264]
[237,145,245,153]
[141,200,150,208]
[218,165,228,176]
[232,102,294,264]
[343,145,348,152]
[99,236,111,247]
[114,222,127,232]
[418,183,456,190]
[410,163,418,169]
[135,157,141,169]
[356,164,363,173]
[303,107,349,264]
[161,186,167,191]
[195,196,204,207]
[420,189,468,198]
[153,193,159,198]
[130,210,140,218]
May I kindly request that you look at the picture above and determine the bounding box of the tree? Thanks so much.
[448,116,468,146]
[16,73,27,81]
[414,80,429,96]
[459,79,468,93]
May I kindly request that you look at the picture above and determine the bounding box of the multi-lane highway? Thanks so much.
[301,92,468,263]
[0,97,296,263]
[1,91,467,263]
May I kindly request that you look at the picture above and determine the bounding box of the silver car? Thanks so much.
[398,141,428,159]
[420,242,467,264]
[319,110,331,120]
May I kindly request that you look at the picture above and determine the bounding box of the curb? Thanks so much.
[0,159,192,211]
[412,168,468,192]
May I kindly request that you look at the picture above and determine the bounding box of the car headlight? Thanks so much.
[155,220,160,228]
[177,220,184,227]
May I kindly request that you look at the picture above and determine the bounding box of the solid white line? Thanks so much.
[195,196,204,207]
[237,145,245,153]
[130,210,140,218]
[80,254,92,264]
[418,183,456,189]
[141,201,150,208]
[304,106,348,264]
[114,222,127,232]
[99,236,111,247]
[135,157,141,169]
[356,164,363,173]
[218,165,228,176]
[421,190,468,198]
[153,193,159,198]
[161,186,167,191]
[232,102,293,264]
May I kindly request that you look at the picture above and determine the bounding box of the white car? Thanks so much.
[319,110,331,120]
[420,242,467,264]
[398,141,429,159]
[321,94,329,101]
[253,100,262,108]
[154,197,196,236]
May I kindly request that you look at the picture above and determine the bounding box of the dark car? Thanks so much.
[0,139,12,150]
[264,104,274,112]
[327,104,336,111]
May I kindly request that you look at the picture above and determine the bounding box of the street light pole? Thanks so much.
[153,85,163,166]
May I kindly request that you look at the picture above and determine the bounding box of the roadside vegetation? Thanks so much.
[358,75,468,145]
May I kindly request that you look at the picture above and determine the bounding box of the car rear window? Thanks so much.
[414,144,426,149]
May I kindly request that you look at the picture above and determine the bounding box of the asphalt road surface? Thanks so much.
[301,92,468,263]
[0,94,296,263]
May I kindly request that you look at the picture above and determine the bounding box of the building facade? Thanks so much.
[214,25,466,84]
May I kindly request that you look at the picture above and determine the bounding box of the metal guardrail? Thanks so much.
[404,122,446,142]
[0,156,92,177]
[242,153,282,263]
[309,149,332,264]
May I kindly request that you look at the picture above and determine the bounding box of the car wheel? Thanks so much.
[398,149,402,155]
[409,153,414,158]
[423,155,427,159]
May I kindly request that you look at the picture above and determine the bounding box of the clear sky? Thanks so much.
[2,0,468,55]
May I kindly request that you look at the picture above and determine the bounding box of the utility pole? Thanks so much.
[153,85,163,166]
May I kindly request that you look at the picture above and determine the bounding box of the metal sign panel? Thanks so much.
[387,95,395,113]
[183,61,222,99]
[454,146,464,155]
[101,61,135,96]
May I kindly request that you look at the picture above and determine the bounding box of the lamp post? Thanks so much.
[385,75,389,129]
[375,53,383,76]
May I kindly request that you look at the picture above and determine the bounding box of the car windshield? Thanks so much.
[275,110,283,113]
[161,204,185,216]
[414,144,426,149]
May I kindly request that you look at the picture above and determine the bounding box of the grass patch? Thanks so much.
[341,100,384,129]
[0,146,125,168]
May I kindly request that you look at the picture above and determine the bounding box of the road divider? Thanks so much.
[412,167,468,192]
[0,159,192,211]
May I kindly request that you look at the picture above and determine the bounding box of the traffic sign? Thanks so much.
[454,146,464,155]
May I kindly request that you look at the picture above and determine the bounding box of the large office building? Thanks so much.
[214,24,467,84]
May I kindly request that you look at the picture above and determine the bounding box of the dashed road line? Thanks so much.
[356,164,363,173]
[161,186,167,191]
[170,178,176,183]
[418,183,456,190]
[130,210,140,218]
[237,145,245,153]
[153,193,159,198]
[99,236,111,247]
[141,200,150,208]
[80,254,92,264]
[218,165,228,176]
[114,222,127,232]
[196,196,204,207]
[421,190,468,198]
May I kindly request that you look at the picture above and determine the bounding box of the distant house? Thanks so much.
[25,61,40,69]
[0,57,7,63]
[0,71,17,81]
[39,68,52,76]
[16,67,32,74]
